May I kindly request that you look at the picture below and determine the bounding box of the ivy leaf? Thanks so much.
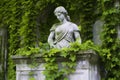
[64,77,68,80]
[69,54,76,62]
[60,51,68,58]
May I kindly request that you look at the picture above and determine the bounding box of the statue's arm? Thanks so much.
[48,31,55,48]
[74,31,82,44]
[73,24,82,44]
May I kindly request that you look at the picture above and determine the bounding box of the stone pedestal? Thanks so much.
[12,56,45,80]
[12,50,101,80]
[68,51,100,80]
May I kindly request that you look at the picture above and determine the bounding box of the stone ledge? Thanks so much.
[12,50,98,64]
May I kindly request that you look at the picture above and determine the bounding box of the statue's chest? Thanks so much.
[55,24,73,35]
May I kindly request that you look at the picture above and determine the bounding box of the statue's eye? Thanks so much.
[55,12,61,16]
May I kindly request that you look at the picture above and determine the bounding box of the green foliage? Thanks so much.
[7,58,16,80]
[0,0,120,80]
[42,40,100,80]
[16,47,40,56]
[99,0,120,80]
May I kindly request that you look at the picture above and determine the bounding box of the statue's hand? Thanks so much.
[50,44,56,48]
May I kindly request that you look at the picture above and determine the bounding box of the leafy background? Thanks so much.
[0,0,120,80]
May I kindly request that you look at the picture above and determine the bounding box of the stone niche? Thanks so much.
[12,50,101,80]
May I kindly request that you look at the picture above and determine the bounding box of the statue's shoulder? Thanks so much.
[50,23,61,31]
[69,22,79,31]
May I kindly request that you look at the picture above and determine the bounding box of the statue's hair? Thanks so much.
[54,6,71,21]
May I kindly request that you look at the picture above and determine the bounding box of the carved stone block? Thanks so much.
[12,50,101,80]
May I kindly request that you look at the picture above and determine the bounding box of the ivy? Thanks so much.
[42,40,100,80]
[99,0,120,80]
[0,0,120,80]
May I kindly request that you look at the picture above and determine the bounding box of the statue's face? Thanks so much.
[55,12,65,22]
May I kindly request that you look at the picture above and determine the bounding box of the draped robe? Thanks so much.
[50,22,80,49]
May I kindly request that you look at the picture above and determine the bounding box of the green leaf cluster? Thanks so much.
[42,40,100,80]
[0,0,120,80]
[99,0,120,80]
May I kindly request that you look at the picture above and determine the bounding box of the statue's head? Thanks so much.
[54,6,70,21]
[54,6,68,15]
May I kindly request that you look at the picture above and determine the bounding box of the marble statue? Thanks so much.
[48,6,81,49]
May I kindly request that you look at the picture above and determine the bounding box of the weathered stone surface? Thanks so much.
[93,20,104,45]
[16,64,45,80]
[12,50,101,80]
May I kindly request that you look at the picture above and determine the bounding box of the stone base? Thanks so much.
[16,64,45,80]
[68,60,100,80]
[12,50,101,80]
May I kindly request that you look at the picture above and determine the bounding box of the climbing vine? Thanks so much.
[100,0,120,80]
[0,0,120,80]
[25,40,100,80]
